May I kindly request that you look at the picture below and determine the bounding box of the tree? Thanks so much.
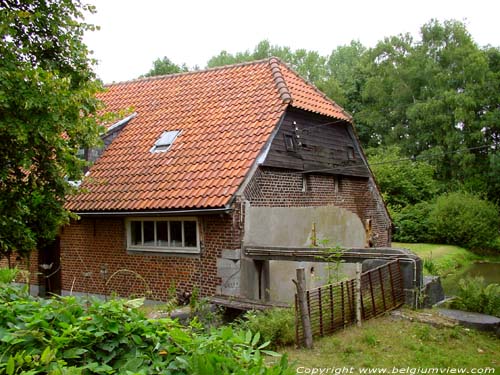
[142,56,188,77]
[322,40,367,108]
[0,0,103,259]
[207,40,352,105]
[355,20,500,202]
[367,146,440,212]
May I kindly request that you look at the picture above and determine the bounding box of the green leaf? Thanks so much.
[245,330,252,344]
[261,350,282,357]
[131,334,143,345]
[63,347,88,359]
[123,357,144,372]
[257,340,270,349]
[6,356,15,375]
[251,331,260,346]
[41,346,54,364]
[125,298,145,309]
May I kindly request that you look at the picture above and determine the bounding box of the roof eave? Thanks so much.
[73,206,233,218]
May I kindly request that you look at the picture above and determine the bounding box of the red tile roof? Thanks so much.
[66,58,351,212]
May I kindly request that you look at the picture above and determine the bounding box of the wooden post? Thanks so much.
[355,263,362,327]
[293,268,313,349]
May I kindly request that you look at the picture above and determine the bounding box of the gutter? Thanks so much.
[75,207,232,217]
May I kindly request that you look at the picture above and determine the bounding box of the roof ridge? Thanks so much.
[103,58,275,87]
[268,57,293,105]
[277,59,353,121]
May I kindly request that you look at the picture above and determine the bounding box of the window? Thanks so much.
[151,130,180,153]
[347,146,356,160]
[301,174,309,192]
[284,134,297,152]
[126,218,199,253]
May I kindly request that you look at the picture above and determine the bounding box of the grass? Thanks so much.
[393,242,500,276]
[283,312,499,371]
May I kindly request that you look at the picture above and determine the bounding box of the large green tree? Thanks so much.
[142,56,188,77]
[355,20,500,202]
[367,146,440,212]
[0,0,103,259]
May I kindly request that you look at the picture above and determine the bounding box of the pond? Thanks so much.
[441,262,500,296]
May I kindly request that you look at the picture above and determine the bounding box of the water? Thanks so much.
[440,262,500,296]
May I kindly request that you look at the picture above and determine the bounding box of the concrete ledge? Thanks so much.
[437,308,500,333]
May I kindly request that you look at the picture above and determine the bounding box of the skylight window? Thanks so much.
[151,130,180,153]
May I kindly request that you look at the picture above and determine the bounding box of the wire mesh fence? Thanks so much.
[295,260,404,346]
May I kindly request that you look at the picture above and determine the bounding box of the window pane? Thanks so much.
[184,221,197,247]
[131,221,142,245]
[157,221,168,247]
[143,221,155,246]
[170,221,182,247]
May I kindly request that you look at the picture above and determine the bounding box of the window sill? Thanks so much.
[127,248,201,258]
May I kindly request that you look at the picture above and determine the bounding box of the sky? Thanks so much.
[83,0,500,83]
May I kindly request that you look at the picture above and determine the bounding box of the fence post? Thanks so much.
[355,263,362,327]
[293,268,313,349]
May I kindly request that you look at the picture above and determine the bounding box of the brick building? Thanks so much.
[34,58,391,303]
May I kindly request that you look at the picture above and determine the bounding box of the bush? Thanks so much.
[449,277,500,317]
[429,192,500,251]
[235,308,296,349]
[0,285,291,374]
[392,201,435,243]
[0,267,18,283]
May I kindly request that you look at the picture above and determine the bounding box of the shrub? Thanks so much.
[429,192,500,251]
[235,308,296,349]
[392,201,435,243]
[449,277,500,317]
[0,267,18,283]
[0,285,291,374]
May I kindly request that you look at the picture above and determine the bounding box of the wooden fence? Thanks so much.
[295,260,404,346]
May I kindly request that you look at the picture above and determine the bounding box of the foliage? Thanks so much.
[429,192,500,251]
[141,56,189,77]
[392,201,435,243]
[315,239,346,283]
[355,20,500,202]
[205,21,500,203]
[0,0,104,259]
[0,267,19,283]
[392,192,500,251]
[368,146,440,211]
[0,285,291,374]
[449,277,500,317]
[235,308,296,350]
[206,40,344,105]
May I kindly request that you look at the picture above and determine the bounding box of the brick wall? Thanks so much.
[0,251,39,285]
[57,166,389,301]
[59,213,240,301]
[243,167,391,247]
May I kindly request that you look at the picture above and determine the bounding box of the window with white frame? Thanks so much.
[126,218,199,253]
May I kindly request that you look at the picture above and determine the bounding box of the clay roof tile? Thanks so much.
[66,58,351,212]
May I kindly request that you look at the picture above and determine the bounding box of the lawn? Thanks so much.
[283,311,499,372]
[393,242,500,276]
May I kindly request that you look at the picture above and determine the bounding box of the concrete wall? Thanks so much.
[241,205,364,303]
[243,205,366,248]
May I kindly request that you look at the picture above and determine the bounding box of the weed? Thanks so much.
[315,239,346,283]
[0,267,18,283]
[235,308,296,349]
[450,277,500,317]
[362,331,379,347]
[0,284,292,374]
[423,254,438,275]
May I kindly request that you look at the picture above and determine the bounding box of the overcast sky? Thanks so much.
[83,0,500,83]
